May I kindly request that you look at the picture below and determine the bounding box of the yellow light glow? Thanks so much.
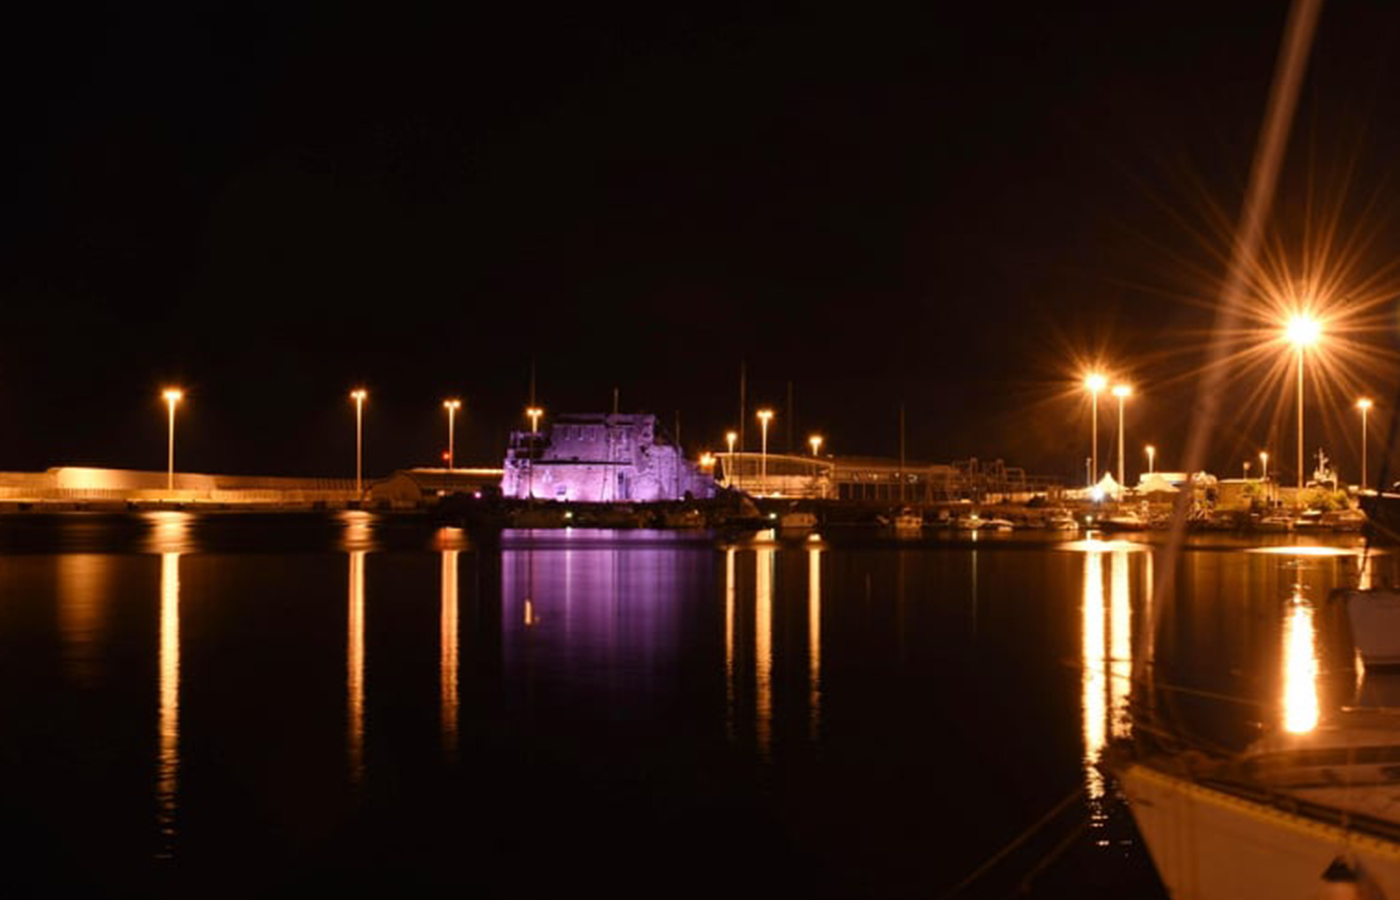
[350,389,367,402]
[699,452,716,468]
[1085,373,1107,393]
[440,549,459,759]
[1112,384,1132,399]
[1358,397,1374,411]
[1283,593,1319,734]
[347,550,365,782]
[1285,313,1322,348]
[809,434,823,456]
[757,408,774,423]
[756,544,774,762]
[443,399,461,411]
[1082,548,1106,800]
[162,388,183,404]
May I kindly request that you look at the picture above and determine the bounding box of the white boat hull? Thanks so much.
[1119,762,1400,899]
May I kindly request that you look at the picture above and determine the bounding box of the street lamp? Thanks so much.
[350,389,368,500]
[1260,450,1269,480]
[524,406,544,500]
[162,389,183,493]
[1112,384,1132,495]
[1358,398,1374,490]
[757,409,774,489]
[1145,444,1156,476]
[443,399,462,471]
[1285,314,1321,496]
[725,430,738,490]
[809,434,823,457]
[1085,373,1107,485]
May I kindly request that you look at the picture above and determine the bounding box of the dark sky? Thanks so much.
[6,2,1400,484]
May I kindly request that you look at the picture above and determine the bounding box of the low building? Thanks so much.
[501,413,715,502]
[369,467,505,508]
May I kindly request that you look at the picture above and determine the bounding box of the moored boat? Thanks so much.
[1114,709,1400,899]
[1336,586,1400,668]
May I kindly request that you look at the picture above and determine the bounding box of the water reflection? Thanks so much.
[1282,586,1319,734]
[808,545,822,741]
[1081,549,1106,802]
[347,550,366,783]
[145,510,196,554]
[1109,551,1131,739]
[56,555,109,686]
[441,548,460,760]
[1079,543,1136,808]
[156,550,180,859]
[725,548,736,742]
[755,544,774,761]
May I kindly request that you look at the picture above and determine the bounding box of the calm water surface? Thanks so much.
[0,512,1378,897]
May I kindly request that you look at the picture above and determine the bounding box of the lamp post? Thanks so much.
[757,409,774,491]
[443,399,461,471]
[1260,450,1269,480]
[1145,444,1156,476]
[1085,373,1107,485]
[1112,384,1132,494]
[1358,398,1374,490]
[725,430,738,490]
[350,389,367,500]
[809,435,823,457]
[162,389,183,493]
[524,407,543,500]
[1286,314,1321,497]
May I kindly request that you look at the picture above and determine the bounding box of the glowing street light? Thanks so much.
[1260,450,1270,481]
[350,389,368,500]
[1358,398,1374,490]
[524,406,544,500]
[809,434,823,457]
[1112,384,1132,494]
[1285,314,1321,496]
[725,430,739,490]
[162,389,183,493]
[699,452,716,470]
[443,399,462,471]
[757,409,774,487]
[1145,444,1156,475]
[1085,373,1107,485]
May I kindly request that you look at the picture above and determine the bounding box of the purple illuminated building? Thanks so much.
[502,413,715,501]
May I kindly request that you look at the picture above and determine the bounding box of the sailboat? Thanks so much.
[1113,710,1400,899]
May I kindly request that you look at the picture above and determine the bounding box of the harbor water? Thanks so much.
[0,512,1376,897]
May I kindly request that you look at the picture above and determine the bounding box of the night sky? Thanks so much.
[6,2,1400,484]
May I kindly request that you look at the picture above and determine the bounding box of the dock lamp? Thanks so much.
[1358,398,1374,490]
[1260,450,1269,481]
[162,389,183,493]
[725,430,739,489]
[1145,444,1156,476]
[350,389,368,500]
[1285,314,1321,495]
[443,399,462,471]
[809,434,823,457]
[1085,373,1107,485]
[757,409,774,488]
[1112,384,1132,494]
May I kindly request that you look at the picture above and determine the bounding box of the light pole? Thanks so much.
[1085,373,1107,485]
[757,409,774,491]
[1145,444,1156,476]
[1358,398,1374,490]
[443,399,461,471]
[1260,450,1269,480]
[350,389,367,500]
[162,389,183,493]
[1286,314,1321,497]
[524,407,543,500]
[725,430,738,490]
[809,435,823,456]
[1113,384,1132,495]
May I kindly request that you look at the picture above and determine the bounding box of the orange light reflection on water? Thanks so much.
[1283,588,1320,734]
